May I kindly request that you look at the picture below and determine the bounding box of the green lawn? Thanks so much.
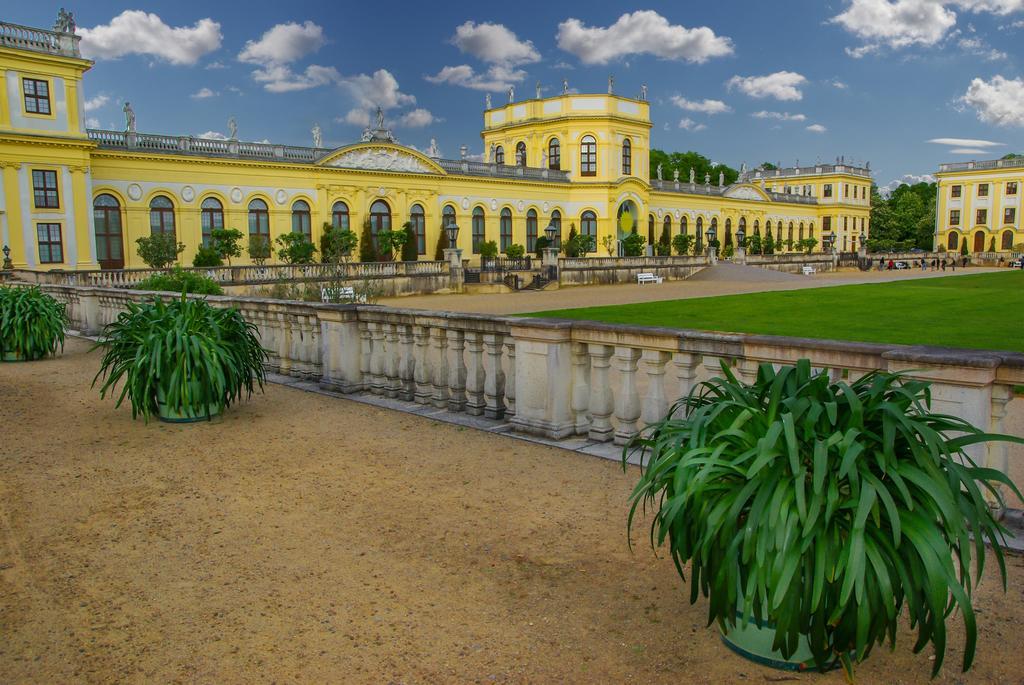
[521,271,1024,353]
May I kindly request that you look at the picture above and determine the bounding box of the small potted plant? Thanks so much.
[0,286,67,361]
[93,295,267,422]
[625,360,1022,677]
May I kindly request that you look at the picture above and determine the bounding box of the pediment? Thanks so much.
[318,144,444,174]
[722,184,770,201]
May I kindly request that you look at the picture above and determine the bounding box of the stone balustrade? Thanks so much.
[33,282,1024,501]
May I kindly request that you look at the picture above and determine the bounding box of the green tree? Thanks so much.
[320,222,358,264]
[562,224,579,256]
[210,228,243,266]
[400,221,419,261]
[192,246,223,267]
[672,233,694,256]
[648,148,738,186]
[504,243,525,259]
[135,232,184,269]
[622,231,645,256]
[359,218,377,262]
[534,235,550,258]
[657,221,672,255]
[479,240,499,259]
[869,181,936,251]
[375,230,408,261]
[763,233,775,255]
[275,232,317,264]
[248,235,271,265]
[433,223,449,260]
[746,233,762,255]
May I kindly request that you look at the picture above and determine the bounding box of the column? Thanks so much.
[508,323,574,439]
[430,326,449,408]
[504,340,517,418]
[571,342,591,435]
[69,165,99,269]
[988,384,1013,515]
[368,321,386,394]
[358,321,373,392]
[446,329,467,412]
[639,350,670,428]
[277,312,292,376]
[587,344,614,442]
[464,332,486,416]
[613,347,642,445]
[671,352,701,409]
[413,324,432,404]
[482,332,506,419]
[398,323,415,401]
[384,323,401,398]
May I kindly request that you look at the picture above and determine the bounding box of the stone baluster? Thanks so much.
[289,314,305,378]
[398,323,415,401]
[988,384,1014,514]
[384,323,401,398]
[358,321,373,392]
[613,347,643,445]
[430,327,449,408]
[368,322,387,395]
[308,316,322,380]
[587,344,614,442]
[672,353,701,408]
[504,340,516,418]
[735,358,759,386]
[482,333,506,419]
[640,350,671,428]
[413,325,432,404]
[277,312,292,377]
[464,331,486,416]
[446,329,467,412]
[571,342,591,435]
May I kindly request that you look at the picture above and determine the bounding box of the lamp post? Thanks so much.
[541,222,560,277]
[706,227,717,264]
[858,228,867,258]
[443,220,464,292]
[1,245,11,271]
[735,227,746,264]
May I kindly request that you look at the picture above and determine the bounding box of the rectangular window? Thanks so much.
[950,185,961,198]
[22,78,51,115]
[822,216,831,232]
[844,183,849,198]
[31,169,59,209]
[37,223,63,263]
[949,210,960,225]
[1007,182,1019,196]
[978,184,989,197]
[823,184,832,198]
[977,209,987,225]
[1005,207,1016,224]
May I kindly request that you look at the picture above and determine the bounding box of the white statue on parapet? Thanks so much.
[640,84,647,100]
[608,75,614,94]
[123,102,136,133]
[689,167,695,184]
[719,172,725,188]
[656,163,663,181]
[427,138,440,158]
[375,105,385,130]
[228,117,237,140]
[535,82,541,99]
[673,169,679,182]
[312,122,323,148]
[562,78,569,94]
[508,86,515,103]
[54,8,75,33]
[485,93,491,109]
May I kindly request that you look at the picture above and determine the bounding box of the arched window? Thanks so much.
[622,138,632,175]
[710,217,718,243]
[494,145,504,165]
[1002,229,1014,250]
[739,217,746,235]
[648,215,655,244]
[776,222,783,245]
[798,222,805,242]
[808,223,814,241]
[149,195,175,237]
[332,201,349,231]
[696,217,704,250]
[515,141,527,167]
[442,204,456,230]
[500,208,513,252]
[753,219,760,236]
[526,209,538,252]
[550,209,562,248]
[725,218,732,247]
[410,204,425,256]
[974,231,985,253]
[765,220,772,240]
[248,198,269,238]
[947,232,959,251]
[681,215,688,236]
[472,207,485,254]
[93,193,124,269]
[663,216,672,242]
[788,222,794,247]
[201,197,224,246]
[581,210,597,246]
[548,138,560,170]
[580,135,597,176]
[369,200,391,246]
[291,199,311,237]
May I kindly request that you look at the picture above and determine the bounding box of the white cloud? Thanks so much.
[190,87,217,99]
[197,131,227,140]
[949,147,990,153]
[238,21,325,65]
[927,137,1004,146]
[556,10,733,65]
[958,36,1008,59]
[551,61,575,70]
[425,64,527,92]
[806,123,828,133]
[727,71,807,101]
[205,60,227,70]
[954,0,1024,14]
[752,110,807,122]
[670,96,731,114]
[343,69,415,110]
[451,21,539,65]
[340,109,370,127]
[85,116,101,128]
[881,173,936,195]
[251,64,341,93]
[829,78,849,89]
[678,118,707,131]
[83,94,109,111]
[831,0,957,54]
[960,75,1024,126]
[78,10,222,66]
[397,108,440,127]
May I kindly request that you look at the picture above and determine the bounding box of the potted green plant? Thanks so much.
[625,360,1022,677]
[0,286,67,361]
[93,295,267,422]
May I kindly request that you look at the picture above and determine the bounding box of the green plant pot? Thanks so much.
[720,611,830,672]
[155,386,222,423]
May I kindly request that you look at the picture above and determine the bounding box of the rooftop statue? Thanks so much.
[312,123,322,148]
[485,93,491,109]
[689,167,695,184]
[228,117,237,140]
[640,84,647,101]
[608,74,614,94]
[427,138,440,158]
[54,8,75,34]
[535,81,541,99]
[508,86,515,103]
[375,105,385,130]
[562,78,569,95]
[656,163,663,181]
[123,102,136,134]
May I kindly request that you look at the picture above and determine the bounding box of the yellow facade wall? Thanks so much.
[935,166,1024,254]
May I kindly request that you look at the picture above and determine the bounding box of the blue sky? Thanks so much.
[11,1,1024,190]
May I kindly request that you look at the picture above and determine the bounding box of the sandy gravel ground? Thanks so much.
[379,265,1007,316]
[2,337,1024,684]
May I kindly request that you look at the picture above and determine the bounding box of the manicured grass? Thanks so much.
[521,271,1024,353]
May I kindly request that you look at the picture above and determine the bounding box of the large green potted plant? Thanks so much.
[0,286,67,361]
[626,360,1022,677]
[93,295,267,422]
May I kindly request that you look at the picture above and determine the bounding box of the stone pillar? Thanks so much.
[368,322,386,395]
[444,247,464,293]
[735,245,747,265]
[358,321,373,391]
[505,340,517,418]
[412,324,432,404]
[318,309,362,393]
[509,321,574,439]
[571,342,591,435]
[988,384,1014,516]
[464,331,486,416]
[398,323,415,401]
[482,332,506,419]
[587,344,615,442]
[542,246,559,281]
[384,323,401,398]
[613,347,643,445]
[671,352,701,407]
[640,350,671,428]
[430,327,449,408]
[446,329,467,412]
[708,246,718,265]
[277,312,292,377]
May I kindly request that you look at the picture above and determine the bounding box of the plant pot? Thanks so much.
[155,385,221,423]
[720,610,832,672]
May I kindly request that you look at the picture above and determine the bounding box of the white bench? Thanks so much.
[801,265,816,276]
[321,286,365,303]
[636,272,664,285]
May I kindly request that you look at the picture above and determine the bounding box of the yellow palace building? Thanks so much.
[934,158,1024,255]
[0,17,872,272]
